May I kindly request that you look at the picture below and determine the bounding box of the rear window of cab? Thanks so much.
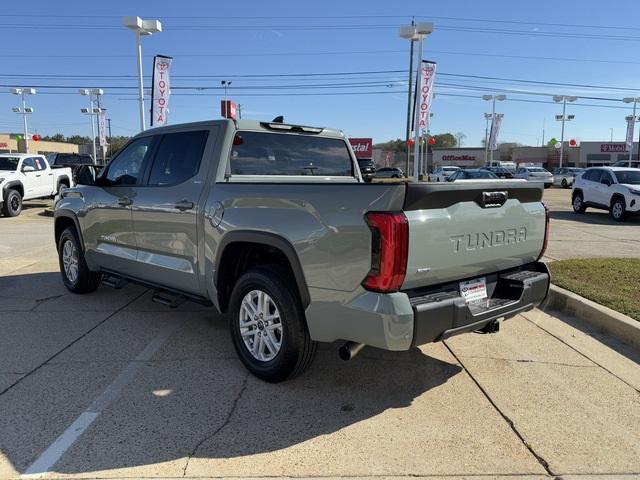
[230,131,353,176]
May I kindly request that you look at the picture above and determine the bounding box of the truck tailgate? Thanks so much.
[401,181,546,290]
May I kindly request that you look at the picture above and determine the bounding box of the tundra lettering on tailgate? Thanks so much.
[450,227,527,253]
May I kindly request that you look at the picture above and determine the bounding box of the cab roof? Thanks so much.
[143,118,345,139]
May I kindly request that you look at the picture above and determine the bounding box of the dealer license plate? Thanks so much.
[459,277,488,303]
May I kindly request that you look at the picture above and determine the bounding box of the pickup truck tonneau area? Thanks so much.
[53,118,550,382]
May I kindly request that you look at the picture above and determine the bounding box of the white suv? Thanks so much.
[431,166,460,182]
[572,167,640,221]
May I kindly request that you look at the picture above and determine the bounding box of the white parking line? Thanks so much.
[22,323,179,478]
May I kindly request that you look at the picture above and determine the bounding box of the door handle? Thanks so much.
[175,200,194,211]
[118,197,133,207]
[36,174,41,177]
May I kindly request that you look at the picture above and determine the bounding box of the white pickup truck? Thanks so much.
[0,153,73,217]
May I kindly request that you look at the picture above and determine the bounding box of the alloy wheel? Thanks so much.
[239,289,283,362]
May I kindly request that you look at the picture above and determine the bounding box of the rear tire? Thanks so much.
[229,266,317,382]
[610,197,627,222]
[572,192,586,213]
[58,227,102,293]
[561,178,568,188]
[2,189,22,217]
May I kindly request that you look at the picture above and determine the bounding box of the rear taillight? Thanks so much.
[362,212,408,293]
[537,203,550,260]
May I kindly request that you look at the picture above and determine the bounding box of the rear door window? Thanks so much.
[147,130,209,186]
[230,131,353,176]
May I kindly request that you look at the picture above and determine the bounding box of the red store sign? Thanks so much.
[348,138,372,159]
[600,143,626,152]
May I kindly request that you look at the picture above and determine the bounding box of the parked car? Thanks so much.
[552,167,585,188]
[47,152,94,169]
[375,167,403,178]
[0,154,73,217]
[482,166,515,179]
[612,160,640,168]
[54,118,550,382]
[514,166,554,188]
[572,167,640,221]
[356,159,376,182]
[432,166,460,181]
[447,169,499,181]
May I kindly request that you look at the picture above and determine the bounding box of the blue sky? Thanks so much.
[1,0,640,147]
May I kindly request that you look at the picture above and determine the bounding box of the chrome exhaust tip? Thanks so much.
[338,341,365,361]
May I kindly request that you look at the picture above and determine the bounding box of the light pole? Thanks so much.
[124,16,162,132]
[400,22,434,182]
[221,80,232,118]
[10,88,36,153]
[400,19,415,177]
[553,95,577,168]
[79,88,104,163]
[482,94,506,165]
[623,97,640,162]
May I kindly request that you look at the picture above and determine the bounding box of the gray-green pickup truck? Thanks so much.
[54,119,550,382]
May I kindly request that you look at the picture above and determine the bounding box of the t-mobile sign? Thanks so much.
[348,138,372,159]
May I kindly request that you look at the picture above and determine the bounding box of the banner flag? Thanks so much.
[489,115,502,151]
[626,117,635,152]
[98,110,106,147]
[416,61,436,132]
[151,55,173,127]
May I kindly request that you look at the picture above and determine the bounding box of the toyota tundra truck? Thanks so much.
[53,119,550,382]
[1,153,73,217]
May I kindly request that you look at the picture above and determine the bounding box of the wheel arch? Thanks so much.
[56,175,71,189]
[54,210,85,252]
[2,180,24,201]
[610,192,626,207]
[214,231,310,313]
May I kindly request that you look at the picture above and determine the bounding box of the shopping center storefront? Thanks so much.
[576,142,639,166]
[431,148,486,167]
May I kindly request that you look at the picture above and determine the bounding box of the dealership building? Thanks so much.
[0,133,79,155]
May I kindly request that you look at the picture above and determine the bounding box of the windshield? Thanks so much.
[529,167,547,172]
[0,157,20,171]
[614,170,640,185]
[443,167,459,171]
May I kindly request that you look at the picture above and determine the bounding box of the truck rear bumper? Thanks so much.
[305,262,550,351]
[408,262,550,346]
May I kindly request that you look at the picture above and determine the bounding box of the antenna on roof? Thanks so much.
[272,115,284,123]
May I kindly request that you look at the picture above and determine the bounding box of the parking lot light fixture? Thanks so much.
[482,95,506,165]
[10,87,36,153]
[400,22,434,182]
[553,95,578,168]
[124,16,162,132]
[79,88,104,163]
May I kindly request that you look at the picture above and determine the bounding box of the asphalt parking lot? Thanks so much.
[0,193,639,479]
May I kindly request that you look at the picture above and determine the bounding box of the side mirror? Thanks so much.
[73,165,98,186]
[22,165,35,173]
[602,178,612,187]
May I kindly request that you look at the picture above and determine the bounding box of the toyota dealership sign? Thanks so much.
[348,138,372,159]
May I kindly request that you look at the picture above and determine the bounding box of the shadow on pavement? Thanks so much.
[0,270,463,475]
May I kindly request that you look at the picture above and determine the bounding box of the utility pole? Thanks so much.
[553,95,577,168]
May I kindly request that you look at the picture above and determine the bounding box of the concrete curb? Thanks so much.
[545,284,640,350]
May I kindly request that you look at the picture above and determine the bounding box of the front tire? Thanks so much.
[58,227,102,293]
[572,192,586,213]
[610,197,627,222]
[229,266,317,382]
[561,178,568,188]
[2,189,22,217]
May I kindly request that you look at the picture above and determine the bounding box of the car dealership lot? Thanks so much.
[0,196,639,479]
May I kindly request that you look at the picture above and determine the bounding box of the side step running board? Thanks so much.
[151,289,187,309]
[102,275,128,289]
